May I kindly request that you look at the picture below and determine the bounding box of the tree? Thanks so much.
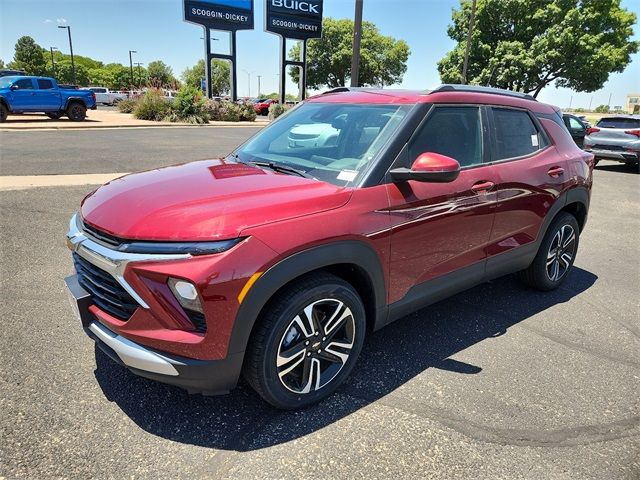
[594,104,610,113]
[181,59,230,95]
[0,59,5,69]
[147,60,174,87]
[55,60,89,86]
[8,36,47,75]
[288,17,410,89]
[438,0,639,97]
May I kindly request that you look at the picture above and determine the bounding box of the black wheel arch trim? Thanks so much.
[227,240,387,357]
[64,97,88,110]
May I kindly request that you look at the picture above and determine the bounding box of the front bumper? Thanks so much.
[66,273,243,394]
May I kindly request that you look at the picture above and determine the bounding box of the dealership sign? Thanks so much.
[184,0,254,30]
[265,0,324,40]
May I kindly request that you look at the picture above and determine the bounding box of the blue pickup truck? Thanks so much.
[0,76,97,122]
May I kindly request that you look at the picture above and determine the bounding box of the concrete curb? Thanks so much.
[0,121,267,132]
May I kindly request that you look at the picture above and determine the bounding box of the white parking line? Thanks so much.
[0,173,129,191]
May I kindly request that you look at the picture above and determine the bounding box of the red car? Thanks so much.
[253,98,278,115]
[65,85,593,409]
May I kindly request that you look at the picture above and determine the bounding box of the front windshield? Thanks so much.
[235,102,412,186]
[0,77,16,88]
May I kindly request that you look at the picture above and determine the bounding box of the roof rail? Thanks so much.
[431,84,537,102]
[322,86,379,95]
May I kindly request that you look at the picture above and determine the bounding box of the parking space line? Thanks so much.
[0,173,129,191]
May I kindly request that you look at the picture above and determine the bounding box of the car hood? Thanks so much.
[81,159,351,241]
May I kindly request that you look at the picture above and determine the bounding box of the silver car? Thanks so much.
[584,115,640,167]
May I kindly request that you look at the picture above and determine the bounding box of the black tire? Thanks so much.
[244,273,366,409]
[519,212,580,291]
[46,112,63,120]
[261,108,269,116]
[0,103,7,122]
[66,102,87,121]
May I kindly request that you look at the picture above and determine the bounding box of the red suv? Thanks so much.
[65,85,593,409]
[254,98,278,115]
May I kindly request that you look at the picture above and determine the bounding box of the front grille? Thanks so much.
[73,252,138,320]
[81,221,122,248]
[593,144,624,151]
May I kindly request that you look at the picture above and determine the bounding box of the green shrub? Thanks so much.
[205,100,224,121]
[239,102,256,122]
[133,90,170,121]
[117,97,138,113]
[268,103,287,120]
[220,102,243,122]
[166,86,210,124]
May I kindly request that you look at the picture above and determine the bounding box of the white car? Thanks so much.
[584,115,640,167]
[87,87,128,105]
[288,123,340,148]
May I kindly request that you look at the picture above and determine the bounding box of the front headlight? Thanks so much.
[117,238,243,255]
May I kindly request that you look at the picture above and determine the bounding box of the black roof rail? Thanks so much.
[431,84,537,102]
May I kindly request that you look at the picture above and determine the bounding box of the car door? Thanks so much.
[9,78,37,111]
[485,107,569,277]
[563,114,586,148]
[386,105,498,304]
[35,78,61,111]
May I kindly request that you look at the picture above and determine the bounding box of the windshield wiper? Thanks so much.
[248,160,315,179]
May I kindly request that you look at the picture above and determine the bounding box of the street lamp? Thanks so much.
[58,26,76,85]
[49,47,59,78]
[134,62,144,88]
[242,69,254,98]
[128,50,137,87]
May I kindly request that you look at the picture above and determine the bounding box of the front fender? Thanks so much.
[226,240,387,356]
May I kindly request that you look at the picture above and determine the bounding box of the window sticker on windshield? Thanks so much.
[531,134,539,147]
[337,170,358,182]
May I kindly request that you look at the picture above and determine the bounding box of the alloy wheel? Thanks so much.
[276,299,355,394]
[546,224,576,281]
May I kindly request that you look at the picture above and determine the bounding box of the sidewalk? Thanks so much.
[0,108,269,131]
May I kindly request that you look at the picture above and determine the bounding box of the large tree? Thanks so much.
[289,17,410,89]
[438,0,638,97]
[181,59,230,95]
[147,60,174,87]
[8,36,47,75]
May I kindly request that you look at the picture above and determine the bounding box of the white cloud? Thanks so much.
[56,18,67,25]
[43,19,53,24]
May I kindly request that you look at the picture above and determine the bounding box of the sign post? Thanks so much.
[265,0,323,104]
[184,0,255,101]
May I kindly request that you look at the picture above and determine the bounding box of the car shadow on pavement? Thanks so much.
[94,267,597,451]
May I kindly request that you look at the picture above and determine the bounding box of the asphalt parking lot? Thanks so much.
[0,128,638,479]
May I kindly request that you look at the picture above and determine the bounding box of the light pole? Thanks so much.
[257,75,262,98]
[49,47,58,78]
[350,0,364,87]
[128,50,137,87]
[242,69,253,98]
[135,62,144,88]
[462,0,478,84]
[58,26,76,85]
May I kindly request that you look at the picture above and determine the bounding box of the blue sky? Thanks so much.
[1,0,638,107]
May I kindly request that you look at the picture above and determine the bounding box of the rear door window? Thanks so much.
[409,106,483,168]
[492,108,546,160]
[596,117,640,129]
[37,79,54,89]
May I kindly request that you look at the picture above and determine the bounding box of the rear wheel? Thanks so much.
[66,102,87,121]
[47,112,63,120]
[519,212,580,291]
[0,103,7,122]
[244,273,366,409]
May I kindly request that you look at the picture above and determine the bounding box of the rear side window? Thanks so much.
[409,106,483,168]
[37,79,54,89]
[14,78,34,90]
[596,117,640,129]
[492,108,546,160]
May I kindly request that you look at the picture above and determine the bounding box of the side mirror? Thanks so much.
[390,152,461,183]
[10,84,19,91]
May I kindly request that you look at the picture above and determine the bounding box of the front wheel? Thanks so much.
[244,273,366,409]
[66,102,87,121]
[519,212,580,291]
[0,103,7,122]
